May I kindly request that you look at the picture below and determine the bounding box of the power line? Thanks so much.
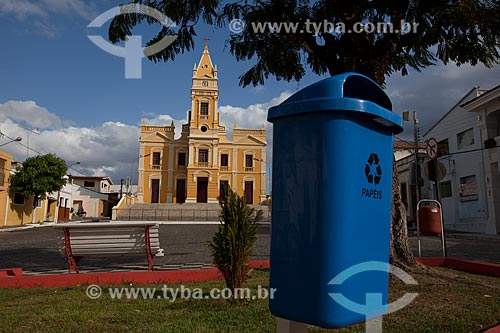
[1,126,78,166]
[441,144,495,157]
[394,135,419,147]
[395,133,497,159]
[14,123,40,159]
[0,130,45,157]
[0,131,23,148]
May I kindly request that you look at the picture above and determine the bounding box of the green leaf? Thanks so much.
[10,154,68,200]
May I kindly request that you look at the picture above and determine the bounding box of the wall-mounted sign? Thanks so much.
[458,182,477,196]
[458,182,478,201]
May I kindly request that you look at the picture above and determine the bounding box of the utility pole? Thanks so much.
[403,111,421,227]
[15,123,39,159]
[412,112,421,204]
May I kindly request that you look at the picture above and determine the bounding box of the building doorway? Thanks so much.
[176,179,186,204]
[151,179,160,203]
[197,177,208,203]
[245,181,253,205]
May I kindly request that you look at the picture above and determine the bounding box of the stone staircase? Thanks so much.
[115,203,271,221]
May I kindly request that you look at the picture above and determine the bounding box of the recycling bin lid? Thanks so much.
[268,72,403,134]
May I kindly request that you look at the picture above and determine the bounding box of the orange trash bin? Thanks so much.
[418,206,442,235]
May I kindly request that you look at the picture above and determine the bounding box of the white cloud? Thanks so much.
[0,104,140,183]
[0,0,98,38]
[142,91,293,165]
[31,19,60,38]
[0,0,47,19]
[0,92,290,184]
[2,65,499,185]
[0,0,97,20]
[0,100,62,129]
[219,91,292,164]
[140,92,290,168]
[251,85,266,94]
[141,114,187,139]
[41,0,97,20]
[386,63,500,138]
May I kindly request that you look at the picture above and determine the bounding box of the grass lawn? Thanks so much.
[0,267,499,333]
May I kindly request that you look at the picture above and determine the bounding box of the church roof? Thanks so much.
[193,42,217,78]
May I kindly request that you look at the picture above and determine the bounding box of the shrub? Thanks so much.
[209,183,263,295]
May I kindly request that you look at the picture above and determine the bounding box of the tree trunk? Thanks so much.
[390,158,417,269]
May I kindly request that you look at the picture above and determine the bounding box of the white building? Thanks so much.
[72,185,110,218]
[423,86,499,234]
[47,178,73,222]
[68,175,114,219]
[70,176,113,193]
[461,84,500,234]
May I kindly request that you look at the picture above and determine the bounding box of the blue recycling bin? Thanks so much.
[268,73,403,328]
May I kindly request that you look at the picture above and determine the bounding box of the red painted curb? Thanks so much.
[0,268,223,289]
[0,261,271,289]
[0,268,23,277]
[445,258,500,278]
[3,258,499,289]
[415,257,446,266]
[485,326,500,333]
[416,257,500,278]
[249,260,270,269]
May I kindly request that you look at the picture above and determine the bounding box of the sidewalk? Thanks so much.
[0,222,55,232]
[409,230,500,264]
[409,227,500,239]
[446,230,500,240]
[0,220,271,232]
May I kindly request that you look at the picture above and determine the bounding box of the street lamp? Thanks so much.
[67,161,81,168]
[0,136,22,148]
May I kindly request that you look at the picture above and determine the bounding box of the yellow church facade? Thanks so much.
[137,45,266,204]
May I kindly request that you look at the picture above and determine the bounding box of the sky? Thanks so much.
[0,0,499,185]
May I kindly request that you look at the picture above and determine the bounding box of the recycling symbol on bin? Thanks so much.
[365,153,382,185]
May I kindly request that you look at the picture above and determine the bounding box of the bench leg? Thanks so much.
[64,227,81,274]
[147,256,154,271]
[68,256,81,274]
[145,225,154,271]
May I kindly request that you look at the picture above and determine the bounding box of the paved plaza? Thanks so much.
[0,223,499,275]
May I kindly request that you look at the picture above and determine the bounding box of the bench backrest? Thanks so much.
[61,223,163,257]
